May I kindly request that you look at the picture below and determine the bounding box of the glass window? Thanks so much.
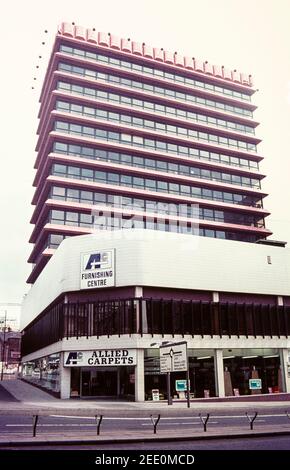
[120,154,132,165]
[52,187,65,198]
[51,210,64,221]
[81,168,94,180]
[156,161,167,171]
[71,104,82,114]
[83,106,95,116]
[169,183,179,193]
[67,166,81,177]
[133,136,143,146]
[108,173,120,184]
[94,192,106,203]
[95,171,106,181]
[83,126,94,137]
[54,142,67,153]
[80,191,93,202]
[80,213,93,225]
[55,121,69,131]
[133,177,144,188]
[145,158,155,168]
[157,181,168,192]
[70,124,81,134]
[66,212,78,223]
[67,189,79,200]
[96,129,107,139]
[145,179,156,190]
[121,175,132,186]
[121,133,131,142]
[53,164,66,175]
[57,101,70,111]
[205,229,215,238]
[133,156,143,167]
[82,147,94,158]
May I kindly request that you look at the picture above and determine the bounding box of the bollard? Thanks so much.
[245,411,258,430]
[32,414,39,437]
[150,414,161,434]
[199,413,210,432]
[95,414,103,436]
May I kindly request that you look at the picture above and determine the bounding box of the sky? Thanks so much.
[0,0,290,309]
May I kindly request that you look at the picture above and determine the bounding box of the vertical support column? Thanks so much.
[117,368,121,396]
[59,352,71,399]
[277,296,283,306]
[135,287,143,334]
[214,349,225,397]
[135,349,145,402]
[279,348,290,393]
[212,292,219,303]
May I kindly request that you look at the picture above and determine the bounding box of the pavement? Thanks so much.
[1,379,290,447]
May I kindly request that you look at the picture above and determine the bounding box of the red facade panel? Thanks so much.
[222,67,232,80]
[174,53,184,67]
[132,41,143,55]
[62,22,74,37]
[121,38,131,52]
[204,62,214,75]
[153,48,164,62]
[98,32,109,46]
[164,50,174,64]
[184,56,194,69]
[194,58,204,72]
[213,65,223,78]
[143,44,154,58]
[86,29,98,44]
[74,26,86,40]
[110,34,121,50]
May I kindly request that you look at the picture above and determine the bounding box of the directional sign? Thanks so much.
[249,378,262,390]
[159,342,187,373]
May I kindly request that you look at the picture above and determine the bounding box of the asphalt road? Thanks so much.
[1,410,290,435]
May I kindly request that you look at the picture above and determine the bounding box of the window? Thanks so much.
[51,210,64,221]
[80,214,93,226]
[54,142,67,153]
[121,175,132,186]
[52,187,65,198]
[67,189,79,201]
[53,164,66,175]
[68,166,80,177]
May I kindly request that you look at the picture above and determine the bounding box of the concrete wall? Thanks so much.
[22,229,290,329]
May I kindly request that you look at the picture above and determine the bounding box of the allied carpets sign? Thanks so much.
[80,249,115,289]
[64,349,137,367]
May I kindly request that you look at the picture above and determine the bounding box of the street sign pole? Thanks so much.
[0,311,7,381]
[185,342,190,408]
[167,371,172,405]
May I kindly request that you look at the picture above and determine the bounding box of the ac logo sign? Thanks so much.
[65,352,83,365]
[80,249,115,290]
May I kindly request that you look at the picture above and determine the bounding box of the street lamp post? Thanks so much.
[0,311,7,381]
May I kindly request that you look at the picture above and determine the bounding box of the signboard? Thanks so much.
[80,249,115,289]
[160,342,187,373]
[64,349,136,367]
[10,352,21,359]
[249,378,262,390]
[152,389,160,401]
[175,380,190,392]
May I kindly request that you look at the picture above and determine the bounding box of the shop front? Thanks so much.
[223,348,282,396]
[64,349,136,399]
[144,348,216,400]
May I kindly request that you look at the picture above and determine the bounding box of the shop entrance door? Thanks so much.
[81,368,118,397]
[81,370,91,396]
